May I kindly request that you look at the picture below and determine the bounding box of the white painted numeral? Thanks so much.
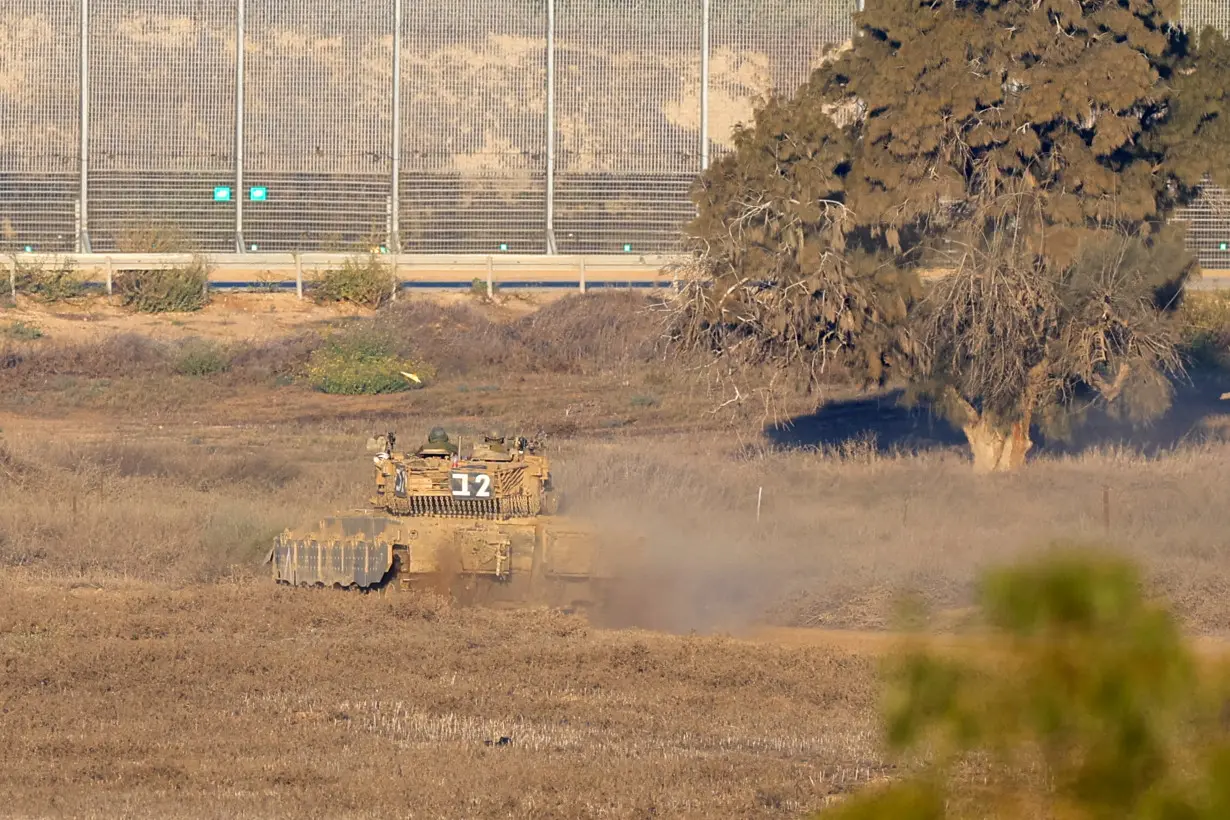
[451,472,492,498]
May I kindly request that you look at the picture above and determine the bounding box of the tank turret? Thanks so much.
[368,433,557,519]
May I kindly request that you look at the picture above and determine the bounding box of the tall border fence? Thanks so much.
[2,1,1228,267]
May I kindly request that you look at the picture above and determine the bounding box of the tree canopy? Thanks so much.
[675,0,1230,469]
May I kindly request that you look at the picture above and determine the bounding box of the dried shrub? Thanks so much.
[305,325,434,395]
[13,258,87,303]
[116,225,194,253]
[115,258,211,313]
[514,291,669,373]
[373,292,668,377]
[227,331,321,385]
[372,301,516,375]
[311,255,396,309]
[1180,290,1230,368]
[1,333,171,381]
[0,441,34,485]
[173,339,231,377]
[0,347,21,370]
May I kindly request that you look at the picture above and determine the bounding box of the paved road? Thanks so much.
[8,252,1230,291]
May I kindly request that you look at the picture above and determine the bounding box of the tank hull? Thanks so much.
[268,513,620,610]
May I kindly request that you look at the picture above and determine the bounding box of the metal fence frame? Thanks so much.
[3,0,856,256]
[3,1,1229,266]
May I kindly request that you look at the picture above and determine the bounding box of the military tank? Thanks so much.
[267,427,623,610]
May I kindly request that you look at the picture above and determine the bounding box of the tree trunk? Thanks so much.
[962,413,1033,473]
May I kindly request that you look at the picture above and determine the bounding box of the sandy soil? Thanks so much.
[1,290,562,344]
[3,296,1230,818]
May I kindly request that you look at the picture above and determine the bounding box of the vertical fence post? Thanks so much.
[390,0,402,253]
[235,0,246,253]
[579,258,586,294]
[545,0,556,254]
[1102,484,1111,533]
[79,0,90,253]
[105,256,113,296]
[294,252,303,299]
[700,0,710,172]
[486,256,494,299]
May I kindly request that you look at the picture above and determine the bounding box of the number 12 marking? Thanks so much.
[451,472,492,498]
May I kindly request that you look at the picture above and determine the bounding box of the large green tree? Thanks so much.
[677,0,1230,470]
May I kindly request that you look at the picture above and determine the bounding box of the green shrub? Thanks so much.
[13,259,86,303]
[2,320,43,341]
[304,326,433,395]
[815,546,1230,820]
[311,256,397,309]
[116,257,211,313]
[470,277,498,300]
[174,339,231,377]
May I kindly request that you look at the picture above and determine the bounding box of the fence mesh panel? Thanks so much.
[1179,2,1230,268]
[1175,183,1230,270]
[399,0,547,253]
[553,0,702,253]
[88,0,236,252]
[243,0,393,252]
[710,0,854,159]
[1,1,80,252]
[1182,0,1230,36]
[3,1,1230,265]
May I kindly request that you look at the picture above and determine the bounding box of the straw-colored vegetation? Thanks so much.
[0,287,1228,817]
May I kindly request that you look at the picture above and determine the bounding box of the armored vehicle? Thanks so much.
[267,429,622,610]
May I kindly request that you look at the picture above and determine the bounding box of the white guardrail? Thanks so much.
[3,252,685,297]
[5,252,1230,297]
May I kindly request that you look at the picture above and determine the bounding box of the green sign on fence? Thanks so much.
[1220,241,1228,251]
[213,186,232,202]
[249,187,268,201]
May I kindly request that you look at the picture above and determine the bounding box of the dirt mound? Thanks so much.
[373,290,669,376]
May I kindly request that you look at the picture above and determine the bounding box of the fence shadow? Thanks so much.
[766,373,1230,458]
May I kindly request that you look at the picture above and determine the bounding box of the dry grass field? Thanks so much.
[2,291,1230,818]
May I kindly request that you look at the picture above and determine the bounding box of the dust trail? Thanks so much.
[571,498,802,635]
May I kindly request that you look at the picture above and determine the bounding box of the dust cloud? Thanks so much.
[555,445,807,636]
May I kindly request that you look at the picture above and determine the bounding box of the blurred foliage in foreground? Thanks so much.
[815,546,1230,819]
